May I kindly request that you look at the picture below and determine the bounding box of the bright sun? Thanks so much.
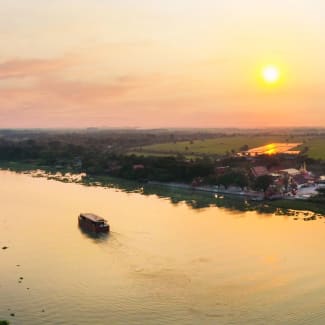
[262,65,280,84]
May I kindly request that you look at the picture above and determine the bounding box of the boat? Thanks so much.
[78,213,110,233]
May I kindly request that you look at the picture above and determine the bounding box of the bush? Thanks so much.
[0,320,10,325]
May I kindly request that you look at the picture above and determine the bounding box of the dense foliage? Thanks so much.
[0,129,324,187]
[253,175,274,192]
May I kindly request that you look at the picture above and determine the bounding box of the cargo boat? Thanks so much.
[78,213,110,233]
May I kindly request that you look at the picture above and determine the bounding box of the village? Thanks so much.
[182,142,325,201]
[249,143,324,198]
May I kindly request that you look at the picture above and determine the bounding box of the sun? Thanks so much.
[262,65,280,84]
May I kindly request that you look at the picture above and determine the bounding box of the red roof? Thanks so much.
[251,166,269,178]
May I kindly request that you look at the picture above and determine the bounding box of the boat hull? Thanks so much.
[78,217,110,233]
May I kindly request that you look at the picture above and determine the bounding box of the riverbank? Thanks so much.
[148,181,264,199]
[1,161,325,215]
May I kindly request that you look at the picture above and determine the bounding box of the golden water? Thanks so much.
[1,170,325,324]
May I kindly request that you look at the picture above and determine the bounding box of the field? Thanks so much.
[297,138,325,160]
[129,135,325,160]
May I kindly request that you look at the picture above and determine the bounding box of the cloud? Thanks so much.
[38,78,135,105]
[0,55,77,79]
[0,71,161,117]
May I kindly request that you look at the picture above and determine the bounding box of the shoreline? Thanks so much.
[0,161,325,215]
[147,181,264,199]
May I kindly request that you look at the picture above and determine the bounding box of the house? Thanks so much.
[251,166,269,178]
[279,164,315,185]
[279,168,300,176]
[293,174,309,186]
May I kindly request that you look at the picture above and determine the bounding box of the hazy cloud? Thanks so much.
[0,55,77,79]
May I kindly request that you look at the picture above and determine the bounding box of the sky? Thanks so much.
[1,0,325,128]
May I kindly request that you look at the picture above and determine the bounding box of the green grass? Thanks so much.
[297,137,325,160]
[131,135,290,156]
[131,135,325,160]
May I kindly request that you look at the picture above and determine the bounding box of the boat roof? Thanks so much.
[80,213,106,223]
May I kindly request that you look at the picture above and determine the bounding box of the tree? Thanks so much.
[233,172,249,190]
[301,146,309,154]
[239,144,249,151]
[0,321,10,325]
[254,175,273,193]
[216,173,233,189]
[283,173,290,192]
[216,170,248,190]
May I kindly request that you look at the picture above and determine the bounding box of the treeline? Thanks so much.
[0,129,233,153]
[0,130,324,188]
[0,136,252,185]
[0,138,215,182]
[0,137,276,192]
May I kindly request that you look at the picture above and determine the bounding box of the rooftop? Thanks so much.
[279,168,301,176]
[251,166,269,178]
[80,213,106,223]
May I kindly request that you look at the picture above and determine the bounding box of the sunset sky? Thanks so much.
[1,0,325,128]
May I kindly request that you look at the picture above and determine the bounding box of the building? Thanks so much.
[251,166,269,178]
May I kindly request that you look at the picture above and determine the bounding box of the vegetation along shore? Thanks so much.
[1,128,325,215]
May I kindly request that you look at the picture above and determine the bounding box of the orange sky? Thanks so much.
[1,0,325,128]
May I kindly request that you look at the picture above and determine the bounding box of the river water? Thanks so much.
[1,170,325,324]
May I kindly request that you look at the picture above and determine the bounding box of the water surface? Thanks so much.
[1,170,325,324]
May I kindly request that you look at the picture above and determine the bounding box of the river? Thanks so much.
[1,170,325,324]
